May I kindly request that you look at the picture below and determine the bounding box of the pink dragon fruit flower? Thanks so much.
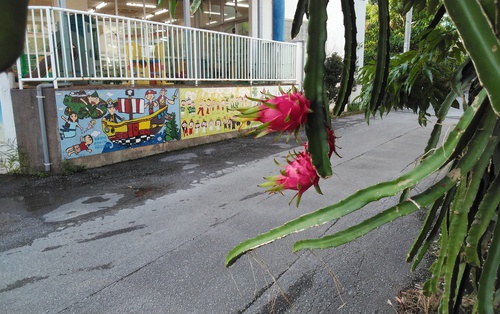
[260,127,338,206]
[260,146,321,206]
[235,86,311,138]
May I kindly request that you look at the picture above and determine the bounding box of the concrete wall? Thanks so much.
[10,84,287,174]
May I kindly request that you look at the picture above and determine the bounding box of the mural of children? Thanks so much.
[206,99,212,115]
[201,120,207,133]
[180,99,186,117]
[181,120,188,137]
[208,119,214,133]
[188,119,194,135]
[156,88,175,110]
[65,135,93,156]
[186,98,196,115]
[144,90,158,114]
[85,119,96,132]
[103,100,123,123]
[60,112,83,139]
[197,99,205,116]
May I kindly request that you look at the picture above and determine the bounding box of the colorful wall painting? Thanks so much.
[178,87,255,139]
[55,87,181,159]
[54,85,291,160]
[176,85,292,139]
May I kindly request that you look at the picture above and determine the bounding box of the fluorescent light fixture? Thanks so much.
[88,8,96,13]
[127,2,156,8]
[225,16,236,21]
[145,14,154,19]
[204,11,221,15]
[165,19,178,24]
[155,9,168,15]
[225,1,249,8]
[206,20,219,25]
[96,2,108,9]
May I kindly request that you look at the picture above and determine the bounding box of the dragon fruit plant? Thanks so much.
[226,0,500,311]
[235,83,337,205]
[258,127,338,206]
[235,85,311,138]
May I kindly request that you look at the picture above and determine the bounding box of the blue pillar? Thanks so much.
[272,0,285,41]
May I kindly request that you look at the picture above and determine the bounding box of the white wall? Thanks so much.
[0,72,18,173]
[250,0,274,40]
[284,0,367,68]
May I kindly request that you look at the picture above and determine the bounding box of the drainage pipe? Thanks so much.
[36,82,72,172]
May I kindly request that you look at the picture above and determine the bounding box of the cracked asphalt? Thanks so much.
[0,110,458,313]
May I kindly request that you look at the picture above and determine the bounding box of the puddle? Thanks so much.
[182,164,199,170]
[160,153,197,163]
[43,193,124,222]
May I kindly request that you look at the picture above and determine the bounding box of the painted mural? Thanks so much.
[178,85,291,139]
[55,85,290,160]
[56,88,181,159]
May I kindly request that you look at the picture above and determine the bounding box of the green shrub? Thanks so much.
[324,52,344,102]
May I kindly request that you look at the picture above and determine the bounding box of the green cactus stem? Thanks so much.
[368,0,390,115]
[291,0,309,40]
[291,103,498,256]
[443,0,500,116]
[477,212,500,314]
[333,0,357,115]
[303,0,332,179]
[465,171,500,266]
[409,186,456,271]
[225,95,484,267]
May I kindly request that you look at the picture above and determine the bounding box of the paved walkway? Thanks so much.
[0,109,462,313]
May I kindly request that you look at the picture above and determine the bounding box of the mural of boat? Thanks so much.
[102,98,169,146]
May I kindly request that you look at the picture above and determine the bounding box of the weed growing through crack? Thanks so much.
[0,139,27,174]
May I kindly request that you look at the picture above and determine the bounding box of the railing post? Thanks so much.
[193,30,198,86]
[249,38,253,85]
[295,41,305,88]
[16,57,23,89]
[127,19,135,86]
[46,8,59,88]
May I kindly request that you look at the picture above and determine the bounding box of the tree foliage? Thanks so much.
[363,0,443,64]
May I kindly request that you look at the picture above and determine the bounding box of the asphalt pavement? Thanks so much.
[0,109,462,313]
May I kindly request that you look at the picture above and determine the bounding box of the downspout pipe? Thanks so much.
[36,82,72,172]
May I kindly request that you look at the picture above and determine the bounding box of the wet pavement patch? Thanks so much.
[42,245,64,252]
[240,192,263,202]
[0,276,49,293]
[77,262,114,272]
[77,225,146,243]
[160,152,197,162]
[43,193,124,222]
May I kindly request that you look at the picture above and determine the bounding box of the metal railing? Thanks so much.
[16,6,301,89]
